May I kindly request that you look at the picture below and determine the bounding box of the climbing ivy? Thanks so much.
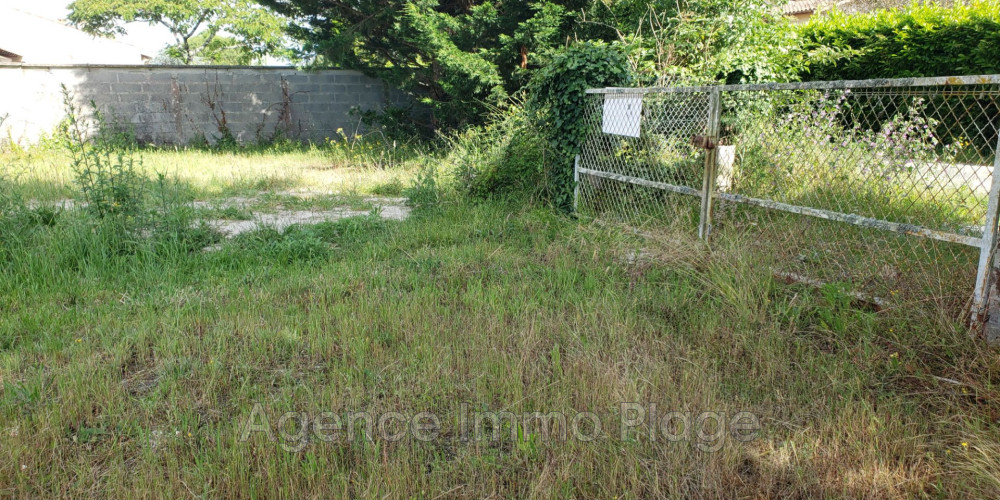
[529,42,633,211]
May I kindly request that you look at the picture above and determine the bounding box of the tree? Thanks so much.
[259,0,802,129]
[67,0,289,64]
[258,0,592,129]
[160,33,268,65]
[582,0,801,85]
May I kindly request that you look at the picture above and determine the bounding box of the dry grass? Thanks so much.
[1,148,1000,498]
[2,145,421,203]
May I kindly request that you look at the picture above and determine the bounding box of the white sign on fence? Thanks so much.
[602,94,642,138]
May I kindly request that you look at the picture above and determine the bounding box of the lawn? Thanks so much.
[2,145,1000,498]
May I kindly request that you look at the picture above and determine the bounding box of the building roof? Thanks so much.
[0,7,149,65]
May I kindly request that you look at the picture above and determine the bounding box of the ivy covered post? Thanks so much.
[529,42,633,212]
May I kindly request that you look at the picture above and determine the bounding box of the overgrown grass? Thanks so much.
[2,142,1000,497]
[1,137,429,205]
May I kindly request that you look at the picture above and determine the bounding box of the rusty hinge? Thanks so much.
[691,135,716,150]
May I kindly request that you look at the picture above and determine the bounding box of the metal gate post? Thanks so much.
[698,88,723,240]
[573,155,580,212]
[971,134,1000,338]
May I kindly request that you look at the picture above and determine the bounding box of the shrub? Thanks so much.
[621,0,805,85]
[801,1,1000,80]
[800,2,1000,153]
[449,103,548,200]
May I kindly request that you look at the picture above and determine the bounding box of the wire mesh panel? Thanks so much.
[577,89,712,229]
[714,81,1000,314]
[578,76,1000,319]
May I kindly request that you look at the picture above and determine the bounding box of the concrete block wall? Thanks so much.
[0,65,413,145]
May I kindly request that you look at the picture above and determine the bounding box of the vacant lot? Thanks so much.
[2,145,1000,498]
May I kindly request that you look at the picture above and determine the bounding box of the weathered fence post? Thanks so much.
[698,88,722,240]
[972,134,1000,341]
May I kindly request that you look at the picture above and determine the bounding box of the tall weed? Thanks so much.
[61,86,146,221]
[404,161,441,209]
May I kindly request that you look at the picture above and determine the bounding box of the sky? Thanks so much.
[3,0,175,56]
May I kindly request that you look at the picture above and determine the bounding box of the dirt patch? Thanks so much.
[190,196,258,210]
[205,197,410,238]
[27,194,411,238]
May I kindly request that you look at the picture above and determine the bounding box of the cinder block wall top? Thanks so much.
[0,65,412,145]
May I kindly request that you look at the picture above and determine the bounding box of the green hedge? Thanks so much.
[801,1,1000,81]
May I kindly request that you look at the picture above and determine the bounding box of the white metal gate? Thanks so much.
[576,75,1000,333]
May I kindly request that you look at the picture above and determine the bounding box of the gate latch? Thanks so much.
[691,135,716,150]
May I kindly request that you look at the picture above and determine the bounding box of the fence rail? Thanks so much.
[576,75,1000,332]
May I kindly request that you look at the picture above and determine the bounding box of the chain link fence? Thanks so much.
[577,75,1000,324]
